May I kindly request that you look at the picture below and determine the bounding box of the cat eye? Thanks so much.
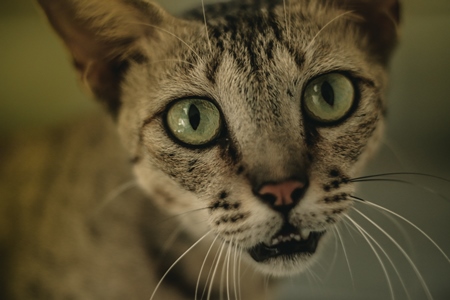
[166,98,222,146]
[303,73,355,123]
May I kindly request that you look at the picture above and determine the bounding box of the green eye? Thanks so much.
[303,73,355,123]
[166,98,222,146]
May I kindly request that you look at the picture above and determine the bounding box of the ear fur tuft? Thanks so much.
[36,0,170,116]
[340,0,401,64]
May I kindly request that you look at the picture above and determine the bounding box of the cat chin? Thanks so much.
[244,251,320,277]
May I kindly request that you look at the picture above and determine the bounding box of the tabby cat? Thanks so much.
[0,0,416,299]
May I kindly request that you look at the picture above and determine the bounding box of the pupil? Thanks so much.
[188,104,201,130]
[321,81,334,106]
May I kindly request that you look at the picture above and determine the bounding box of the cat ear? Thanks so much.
[342,0,401,64]
[37,0,172,116]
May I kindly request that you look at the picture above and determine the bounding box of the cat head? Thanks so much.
[38,0,400,276]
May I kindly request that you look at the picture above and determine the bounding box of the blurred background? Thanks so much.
[1,0,449,299]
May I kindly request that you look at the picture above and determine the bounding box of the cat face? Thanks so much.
[38,0,399,276]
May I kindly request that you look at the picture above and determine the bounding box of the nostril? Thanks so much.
[291,187,306,204]
[260,193,277,206]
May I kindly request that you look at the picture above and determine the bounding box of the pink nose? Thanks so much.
[258,180,306,209]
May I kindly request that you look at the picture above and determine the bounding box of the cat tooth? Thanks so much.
[294,234,301,241]
[300,229,311,240]
[271,237,280,246]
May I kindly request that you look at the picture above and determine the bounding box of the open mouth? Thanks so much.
[248,223,325,262]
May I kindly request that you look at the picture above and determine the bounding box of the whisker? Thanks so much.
[201,0,212,53]
[221,240,232,300]
[368,201,418,260]
[207,242,226,300]
[150,59,199,68]
[306,10,354,51]
[345,216,396,300]
[382,138,417,170]
[304,269,314,292]
[201,239,224,300]
[134,22,204,63]
[195,235,219,300]
[352,172,450,183]
[346,216,412,300]
[311,257,327,286]
[283,0,290,48]
[382,6,401,38]
[160,223,183,258]
[350,178,449,202]
[219,261,224,300]
[351,195,450,263]
[334,225,355,291]
[341,217,359,244]
[353,208,434,300]
[352,178,413,184]
[324,228,340,281]
[149,230,212,300]
[92,180,138,215]
[288,0,292,48]
[225,240,233,300]
[232,241,239,300]
[304,264,322,288]
[237,247,243,300]
[219,244,229,300]
[156,206,211,225]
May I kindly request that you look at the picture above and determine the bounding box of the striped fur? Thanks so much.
[1,0,399,299]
